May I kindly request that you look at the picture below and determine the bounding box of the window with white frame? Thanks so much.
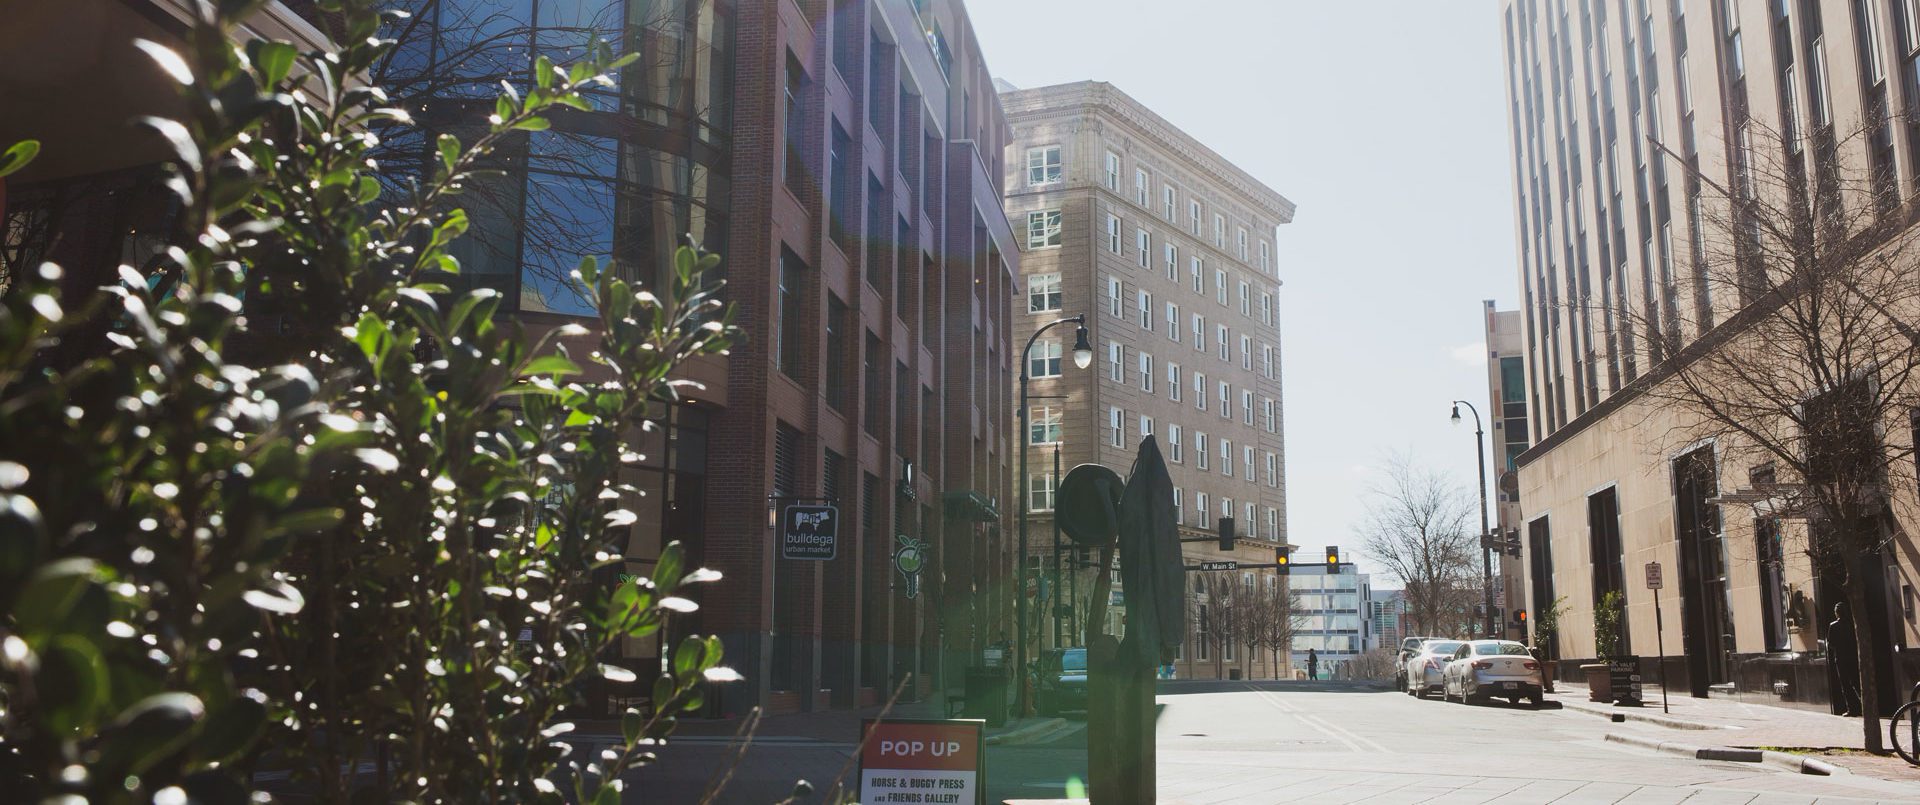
[1214,269,1227,305]
[1245,501,1256,530]
[1135,168,1150,206]
[1029,472,1057,511]
[1169,424,1184,462]
[1139,351,1154,393]
[1162,185,1176,219]
[1029,340,1062,378]
[1218,381,1230,418]
[1263,398,1275,432]
[1260,293,1272,325]
[1190,256,1204,293]
[1191,314,1204,353]
[1107,340,1123,381]
[1105,151,1120,189]
[1196,433,1209,469]
[1165,302,1179,341]
[1168,363,1181,401]
[1106,214,1120,253]
[1216,324,1228,360]
[1028,272,1061,313]
[1220,496,1232,518]
[1135,228,1150,267]
[1241,390,1253,425]
[1265,506,1277,538]
[1138,290,1152,330]
[1237,227,1248,260]
[1243,445,1254,480]
[1138,414,1153,437]
[1109,406,1123,446]
[1029,405,1061,445]
[1261,345,1274,378]
[1194,372,1207,410]
[1213,213,1225,247]
[1259,240,1270,272]
[1220,438,1231,477]
[1196,491,1209,524]
[1164,243,1177,280]
[1174,485,1184,520]
[1026,145,1062,185]
[1026,210,1061,249]
[1188,200,1201,235]
[1240,335,1252,370]
[1237,280,1250,316]
[1265,452,1278,487]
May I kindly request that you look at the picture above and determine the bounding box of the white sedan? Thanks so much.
[1442,640,1544,708]
[1402,639,1465,699]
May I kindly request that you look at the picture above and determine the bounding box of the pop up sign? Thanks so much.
[859,718,985,805]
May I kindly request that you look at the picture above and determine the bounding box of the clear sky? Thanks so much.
[969,1,1519,583]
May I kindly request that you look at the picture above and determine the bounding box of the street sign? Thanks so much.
[894,535,926,599]
[860,718,985,805]
[781,504,838,560]
[1199,560,1238,571]
[1645,561,1663,590]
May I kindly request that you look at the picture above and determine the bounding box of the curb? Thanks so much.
[985,717,1069,746]
[1563,699,1718,730]
[1603,732,1841,776]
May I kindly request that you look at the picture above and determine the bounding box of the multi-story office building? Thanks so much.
[1482,302,1531,641]
[1499,0,1920,711]
[1290,561,1372,678]
[1371,588,1408,650]
[3,0,1022,717]
[1000,81,1294,681]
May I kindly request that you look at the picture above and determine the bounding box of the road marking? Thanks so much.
[1240,684,1391,754]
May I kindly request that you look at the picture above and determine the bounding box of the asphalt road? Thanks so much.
[612,680,1920,803]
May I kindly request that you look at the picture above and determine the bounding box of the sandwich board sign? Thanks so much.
[781,504,837,560]
[859,718,985,804]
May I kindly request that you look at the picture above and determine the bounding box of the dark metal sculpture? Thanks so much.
[1052,436,1180,803]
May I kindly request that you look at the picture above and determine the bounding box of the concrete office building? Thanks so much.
[1000,81,1295,681]
[1482,302,1532,642]
[1499,0,1920,711]
[1371,588,1409,650]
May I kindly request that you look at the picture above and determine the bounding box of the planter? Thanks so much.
[1541,660,1558,694]
[1582,663,1611,702]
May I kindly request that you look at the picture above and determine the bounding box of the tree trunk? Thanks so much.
[1843,576,1884,752]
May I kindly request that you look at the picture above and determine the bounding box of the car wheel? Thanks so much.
[1529,693,1544,709]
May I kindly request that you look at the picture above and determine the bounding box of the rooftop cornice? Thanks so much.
[1000,80,1296,223]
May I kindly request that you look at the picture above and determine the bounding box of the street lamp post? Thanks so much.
[1451,401,1497,639]
[1019,314,1091,716]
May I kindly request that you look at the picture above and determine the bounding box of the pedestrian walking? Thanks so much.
[1307,648,1319,680]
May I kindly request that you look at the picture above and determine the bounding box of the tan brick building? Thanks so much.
[1500,0,1920,712]
[1000,81,1295,681]
[1483,302,1530,641]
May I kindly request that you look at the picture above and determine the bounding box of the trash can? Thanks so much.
[963,666,1009,727]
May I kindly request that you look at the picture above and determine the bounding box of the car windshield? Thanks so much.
[1061,649,1087,672]
[1474,642,1531,656]
[1423,641,1463,654]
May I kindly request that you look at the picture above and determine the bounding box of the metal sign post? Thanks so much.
[1647,561,1669,714]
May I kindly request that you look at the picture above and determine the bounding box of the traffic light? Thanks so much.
[1217,516,1236,552]
[1516,609,1528,626]
[1275,545,1291,574]
[1325,545,1340,572]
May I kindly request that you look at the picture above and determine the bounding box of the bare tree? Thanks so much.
[1357,454,1481,639]
[1194,572,1239,678]
[1245,578,1303,679]
[1344,648,1400,682]
[1599,114,1920,751]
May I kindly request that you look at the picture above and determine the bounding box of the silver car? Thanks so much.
[1442,639,1544,707]
[1402,639,1465,699]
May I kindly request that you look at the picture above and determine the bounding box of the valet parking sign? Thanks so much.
[859,719,985,805]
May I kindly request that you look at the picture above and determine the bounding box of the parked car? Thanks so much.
[1394,636,1440,690]
[1403,639,1464,699]
[1442,639,1544,707]
[1036,647,1088,716]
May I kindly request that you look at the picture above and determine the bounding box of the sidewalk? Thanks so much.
[1548,681,1920,783]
